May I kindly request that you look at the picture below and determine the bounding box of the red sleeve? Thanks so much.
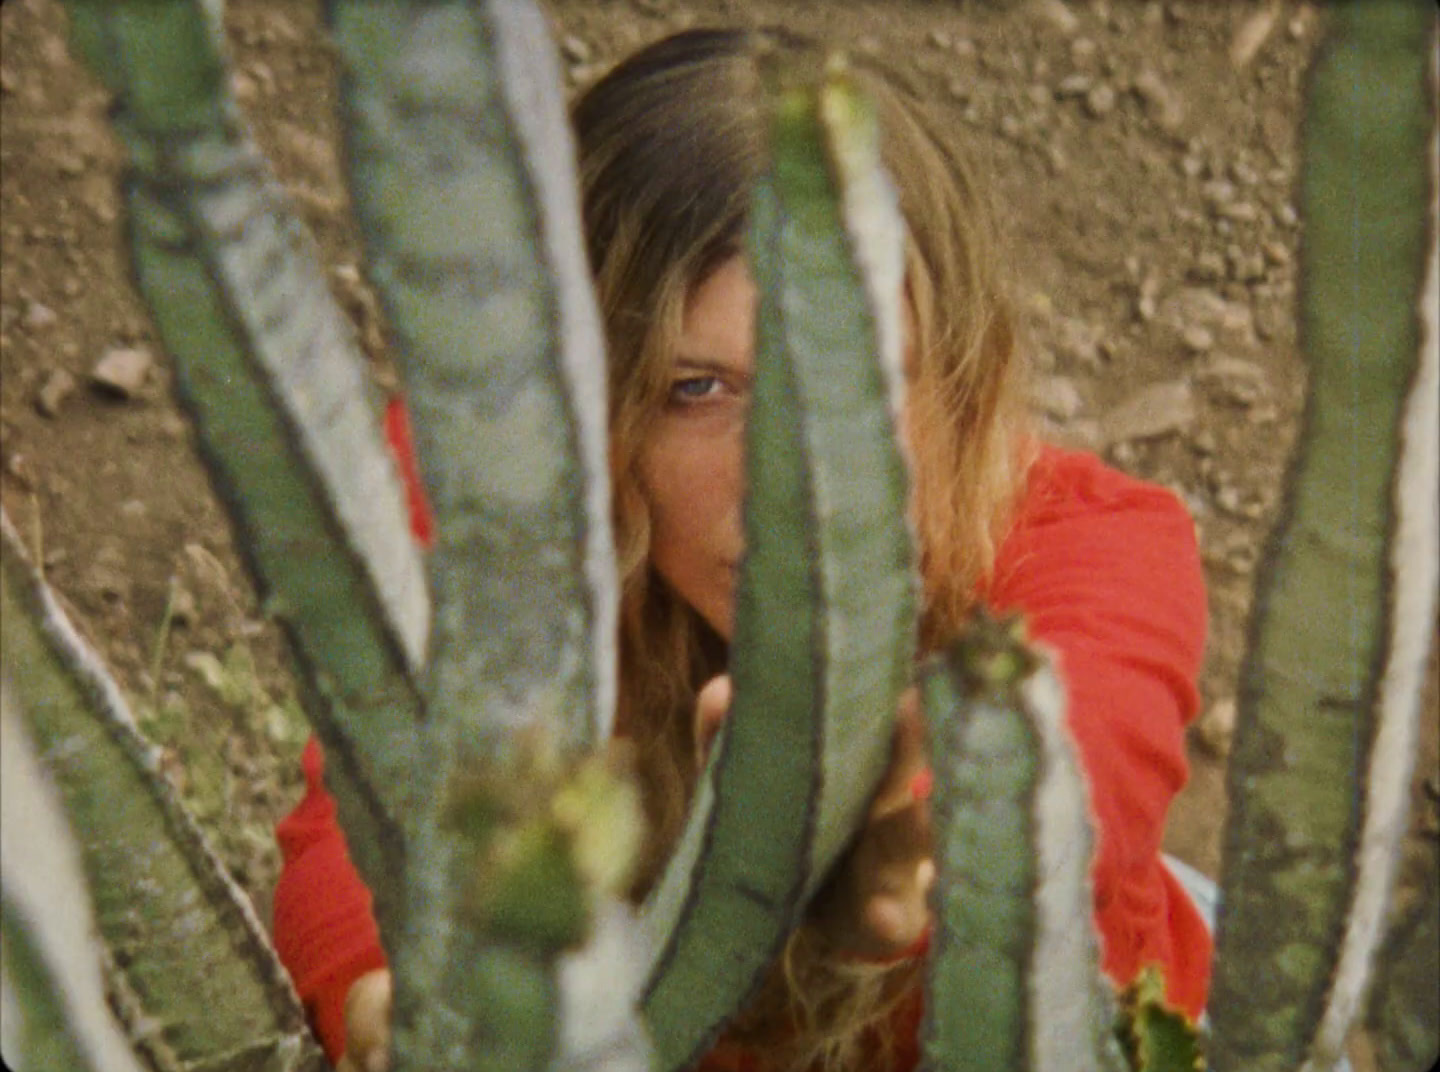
[269,396,424,1062]
[985,445,1213,1019]
[273,737,389,1065]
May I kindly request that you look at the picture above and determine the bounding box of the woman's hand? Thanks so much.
[335,968,391,1072]
[693,677,935,960]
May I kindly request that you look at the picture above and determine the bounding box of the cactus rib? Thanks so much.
[918,613,1124,1072]
[1,514,323,1072]
[60,0,432,936]
[327,2,625,1067]
[639,65,917,1071]
[1209,4,1439,1071]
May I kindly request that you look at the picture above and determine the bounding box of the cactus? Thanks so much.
[1208,4,1438,1070]
[1,3,1435,1072]
[918,614,1129,1072]
[635,61,918,1070]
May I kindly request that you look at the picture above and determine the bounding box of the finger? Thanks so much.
[871,688,929,819]
[694,674,732,771]
[343,969,393,1072]
[864,857,935,949]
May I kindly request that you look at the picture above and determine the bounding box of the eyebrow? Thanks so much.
[671,356,753,381]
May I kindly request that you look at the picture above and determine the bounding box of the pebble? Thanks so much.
[560,34,592,65]
[999,115,1023,140]
[1219,201,1259,223]
[927,29,953,50]
[1275,202,1299,228]
[1030,375,1084,421]
[1131,69,1184,133]
[1033,0,1081,36]
[1227,248,1267,283]
[1194,697,1238,757]
[1084,82,1117,117]
[1191,251,1226,283]
[1181,325,1215,354]
[169,583,199,627]
[35,369,77,418]
[90,347,153,398]
[22,301,57,332]
[1135,274,1160,321]
[1100,379,1195,446]
[953,38,977,60]
[1052,315,1104,369]
[1199,355,1268,404]
[1201,179,1237,209]
[1056,74,1093,98]
[1070,37,1097,63]
[1262,239,1292,267]
[1230,5,1279,69]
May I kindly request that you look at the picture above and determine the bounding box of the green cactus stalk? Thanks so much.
[1,515,323,1072]
[1,682,149,1072]
[59,0,431,936]
[326,2,633,1068]
[918,613,1137,1072]
[635,62,918,1071]
[1208,4,1438,1071]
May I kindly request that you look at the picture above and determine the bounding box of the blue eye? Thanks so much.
[669,375,722,402]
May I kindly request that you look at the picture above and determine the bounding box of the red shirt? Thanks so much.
[271,443,1212,1068]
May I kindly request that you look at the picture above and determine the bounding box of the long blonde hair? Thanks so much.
[572,28,1033,1071]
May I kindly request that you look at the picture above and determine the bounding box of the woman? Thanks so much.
[273,27,1212,1072]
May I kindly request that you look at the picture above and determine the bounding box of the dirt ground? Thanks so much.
[0,0,1435,1066]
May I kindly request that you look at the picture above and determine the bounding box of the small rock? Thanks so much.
[120,499,147,520]
[1199,355,1269,407]
[1030,376,1085,421]
[1070,36,1097,63]
[999,114,1023,140]
[1181,325,1215,354]
[1055,74,1093,98]
[1100,380,1196,446]
[953,38,977,60]
[927,29,953,50]
[158,412,190,440]
[1194,697,1238,757]
[560,34,591,65]
[22,301,57,332]
[1131,69,1184,132]
[1226,248,1267,283]
[1053,315,1104,369]
[1179,154,1204,179]
[169,583,199,627]
[89,563,132,604]
[90,347,153,398]
[1201,179,1237,209]
[1032,0,1080,36]
[1229,159,1261,187]
[1219,201,1260,223]
[35,369,77,418]
[1135,274,1160,322]
[1230,5,1279,69]
[1275,202,1299,228]
[1027,83,1052,108]
[1084,83,1117,117]
[1191,251,1227,282]
[1262,240,1292,267]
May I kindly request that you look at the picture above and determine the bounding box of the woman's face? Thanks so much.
[636,256,756,640]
